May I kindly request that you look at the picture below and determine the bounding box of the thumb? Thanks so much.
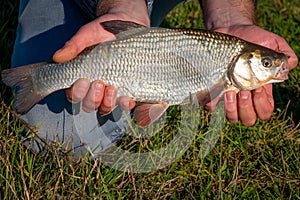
[52,20,115,63]
[53,41,79,63]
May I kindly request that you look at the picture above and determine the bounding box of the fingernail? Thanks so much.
[95,81,104,94]
[78,80,90,92]
[240,90,249,100]
[106,88,115,100]
[226,93,234,103]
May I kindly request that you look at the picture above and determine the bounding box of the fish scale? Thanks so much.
[1,20,288,118]
[91,28,245,103]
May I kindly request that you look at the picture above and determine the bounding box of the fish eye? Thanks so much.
[261,57,273,68]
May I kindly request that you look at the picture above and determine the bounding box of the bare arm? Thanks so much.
[96,0,150,23]
[201,0,254,30]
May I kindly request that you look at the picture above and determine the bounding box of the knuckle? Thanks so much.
[67,91,83,103]
[225,104,236,113]
[82,104,96,113]
[73,92,85,101]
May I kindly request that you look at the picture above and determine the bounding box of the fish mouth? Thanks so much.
[274,60,289,80]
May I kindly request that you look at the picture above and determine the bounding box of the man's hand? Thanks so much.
[52,0,150,114]
[202,0,298,125]
[206,25,298,126]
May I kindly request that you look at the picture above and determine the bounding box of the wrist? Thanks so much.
[201,0,255,31]
[96,0,150,26]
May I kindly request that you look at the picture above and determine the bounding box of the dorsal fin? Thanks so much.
[100,20,147,39]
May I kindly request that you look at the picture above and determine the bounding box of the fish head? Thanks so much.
[229,44,289,90]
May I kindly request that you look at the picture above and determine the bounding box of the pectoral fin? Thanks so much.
[196,80,227,106]
[133,102,169,128]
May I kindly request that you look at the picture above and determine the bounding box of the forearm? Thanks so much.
[201,0,255,30]
[96,0,150,26]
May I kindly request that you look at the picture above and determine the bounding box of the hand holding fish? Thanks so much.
[202,0,298,126]
[222,25,297,126]
[52,0,150,114]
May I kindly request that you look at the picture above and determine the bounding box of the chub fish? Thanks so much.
[1,20,289,127]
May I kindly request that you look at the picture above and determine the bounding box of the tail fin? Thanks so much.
[1,63,47,114]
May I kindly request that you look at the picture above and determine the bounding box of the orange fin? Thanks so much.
[133,102,169,128]
[196,80,227,106]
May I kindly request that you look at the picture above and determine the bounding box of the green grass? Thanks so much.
[1,0,300,199]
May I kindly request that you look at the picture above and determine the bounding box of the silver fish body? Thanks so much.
[35,28,244,103]
[1,20,289,117]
